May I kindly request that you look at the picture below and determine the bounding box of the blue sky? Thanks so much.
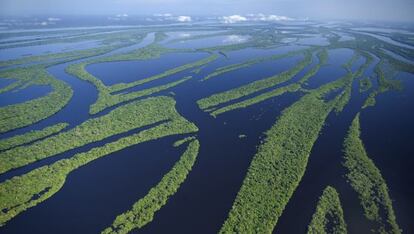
[1,0,413,22]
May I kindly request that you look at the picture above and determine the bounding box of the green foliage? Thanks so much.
[96,43,174,64]
[0,24,411,232]
[0,123,68,151]
[211,83,301,117]
[108,54,218,93]
[298,49,328,84]
[0,66,73,133]
[0,30,151,68]
[201,48,311,81]
[220,72,353,233]
[153,32,169,43]
[67,53,218,114]
[307,186,347,234]
[334,53,373,113]
[173,136,196,147]
[102,139,200,234]
[0,96,198,226]
[359,77,373,93]
[343,114,401,234]
[0,44,123,68]
[198,51,313,111]
[363,60,402,109]
[204,49,330,116]
[0,29,145,50]
[333,31,414,74]
[343,52,361,72]
[89,76,192,115]
[0,96,193,174]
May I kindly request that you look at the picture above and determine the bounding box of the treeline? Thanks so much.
[343,114,401,233]
[359,77,372,93]
[207,49,329,116]
[334,52,373,113]
[307,186,347,234]
[89,76,192,115]
[102,139,200,234]
[220,63,356,233]
[0,29,145,50]
[108,54,218,93]
[0,66,73,133]
[198,51,312,111]
[0,123,68,151]
[0,96,187,174]
[67,50,217,114]
[363,60,402,108]
[0,96,198,226]
[0,29,150,68]
[201,48,310,81]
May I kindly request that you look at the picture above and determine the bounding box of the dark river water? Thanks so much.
[0,31,413,234]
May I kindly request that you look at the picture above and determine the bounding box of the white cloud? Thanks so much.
[223,35,248,43]
[152,14,191,22]
[221,15,247,24]
[179,33,191,37]
[154,13,173,17]
[220,14,294,23]
[248,13,294,21]
[177,16,192,22]
[259,14,293,21]
[108,13,128,21]
[47,17,61,21]
[115,13,128,17]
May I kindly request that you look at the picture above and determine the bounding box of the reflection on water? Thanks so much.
[166,35,250,49]
[0,40,102,61]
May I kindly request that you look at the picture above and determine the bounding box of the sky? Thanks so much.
[1,0,413,22]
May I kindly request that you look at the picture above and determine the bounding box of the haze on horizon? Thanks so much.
[1,0,413,22]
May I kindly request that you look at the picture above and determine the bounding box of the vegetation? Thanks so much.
[299,49,328,83]
[95,43,174,64]
[343,52,361,72]
[0,66,73,133]
[173,136,196,147]
[198,51,313,111]
[343,114,401,234]
[0,96,191,174]
[211,83,301,117]
[0,34,157,132]
[66,53,218,114]
[0,123,68,151]
[220,72,354,233]
[333,31,414,74]
[0,30,149,67]
[0,23,411,231]
[0,29,145,50]
[102,139,200,234]
[201,48,311,81]
[307,186,347,234]
[204,50,329,116]
[89,76,192,114]
[108,54,218,93]
[0,44,122,68]
[359,77,373,93]
[334,53,373,113]
[0,96,198,226]
[363,61,402,108]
